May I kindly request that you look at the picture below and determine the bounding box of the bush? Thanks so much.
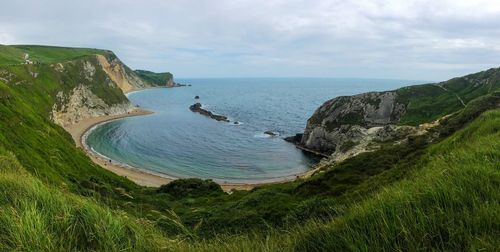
[157,178,224,199]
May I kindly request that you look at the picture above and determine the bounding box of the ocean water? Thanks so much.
[86,78,424,183]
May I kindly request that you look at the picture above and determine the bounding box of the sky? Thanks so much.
[1,0,500,81]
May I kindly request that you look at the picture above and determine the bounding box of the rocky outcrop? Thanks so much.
[294,67,500,163]
[166,78,176,88]
[284,133,303,144]
[51,85,133,127]
[96,55,149,93]
[264,131,279,137]
[189,103,229,122]
[300,91,407,154]
[49,54,145,128]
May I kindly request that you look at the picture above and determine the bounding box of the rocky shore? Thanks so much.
[189,102,230,122]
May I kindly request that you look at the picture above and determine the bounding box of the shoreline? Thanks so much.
[68,88,322,191]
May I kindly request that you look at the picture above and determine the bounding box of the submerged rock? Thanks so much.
[264,131,278,136]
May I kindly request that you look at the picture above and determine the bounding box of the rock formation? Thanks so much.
[189,103,229,122]
[300,91,406,154]
[49,55,150,128]
[264,131,278,136]
[96,54,149,93]
[51,85,133,127]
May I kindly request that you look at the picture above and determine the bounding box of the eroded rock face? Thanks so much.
[51,85,133,127]
[96,55,149,93]
[301,91,408,154]
[166,78,176,87]
[49,55,155,128]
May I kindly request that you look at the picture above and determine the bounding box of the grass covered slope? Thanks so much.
[295,109,500,251]
[396,67,500,125]
[0,44,110,66]
[0,58,131,188]
[0,150,169,251]
[134,69,173,86]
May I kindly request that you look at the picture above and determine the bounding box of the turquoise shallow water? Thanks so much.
[86,78,424,183]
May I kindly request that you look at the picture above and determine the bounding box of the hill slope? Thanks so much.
[299,67,500,159]
[134,69,175,87]
[0,45,108,65]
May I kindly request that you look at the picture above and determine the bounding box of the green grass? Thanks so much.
[397,68,500,126]
[0,44,110,66]
[0,58,131,196]
[134,69,173,86]
[294,109,500,251]
[0,150,172,251]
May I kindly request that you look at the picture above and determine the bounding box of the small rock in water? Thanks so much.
[195,95,200,99]
[264,131,278,136]
[234,121,239,125]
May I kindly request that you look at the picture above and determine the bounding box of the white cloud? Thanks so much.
[1,0,500,80]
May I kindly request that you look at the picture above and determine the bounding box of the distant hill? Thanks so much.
[134,69,174,87]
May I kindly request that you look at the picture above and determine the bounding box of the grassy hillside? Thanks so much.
[0,45,498,250]
[0,150,170,251]
[0,44,110,66]
[295,109,500,251]
[1,102,497,251]
[134,69,173,86]
[185,108,500,251]
[396,67,500,125]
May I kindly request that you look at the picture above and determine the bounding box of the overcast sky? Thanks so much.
[1,0,500,80]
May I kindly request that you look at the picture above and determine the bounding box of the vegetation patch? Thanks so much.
[157,178,224,199]
[339,140,358,152]
[134,69,173,86]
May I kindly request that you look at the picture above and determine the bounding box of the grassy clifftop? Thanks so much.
[396,67,500,125]
[0,45,111,65]
[134,69,173,86]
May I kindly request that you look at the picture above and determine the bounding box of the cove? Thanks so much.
[85,78,421,183]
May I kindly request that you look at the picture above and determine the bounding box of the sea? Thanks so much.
[85,78,425,183]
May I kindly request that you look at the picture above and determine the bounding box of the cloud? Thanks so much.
[1,0,500,80]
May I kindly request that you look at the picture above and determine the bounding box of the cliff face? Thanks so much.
[166,78,175,87]
[301,91,407,153]
[48,54,143,127]
[300,67,500,159]
[0,45,171,129]
[51,85,133,127]
[96,54,150,93]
